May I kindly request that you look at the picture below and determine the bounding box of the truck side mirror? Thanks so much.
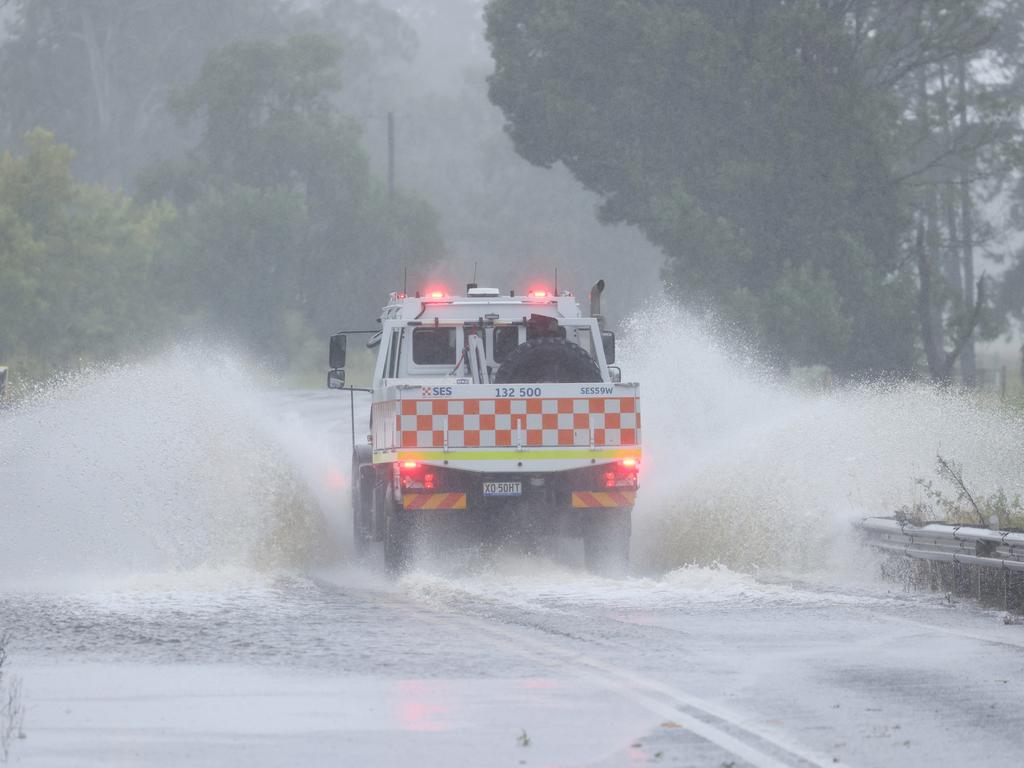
[601,330,616,364]
[327,368,346,389]
[329,333,347,369]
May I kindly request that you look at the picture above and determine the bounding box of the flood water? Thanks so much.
[2,327,1023,767]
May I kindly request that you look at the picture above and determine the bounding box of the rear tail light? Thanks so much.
[602,459,639,488]
[397,461,440,491]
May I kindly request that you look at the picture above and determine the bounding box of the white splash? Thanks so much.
[619,300,1024,574]
[0,347,340,587]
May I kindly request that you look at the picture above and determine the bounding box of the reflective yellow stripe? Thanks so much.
[403,493,467,510]
[572,490,636,508]
[374,449,639,464]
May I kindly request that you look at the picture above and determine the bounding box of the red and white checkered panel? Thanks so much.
[379,398,640,450]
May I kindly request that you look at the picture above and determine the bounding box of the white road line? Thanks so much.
[873,612,1024,649]
[476,627,803,768]
[453,610,840,768]
[348,581,844,768]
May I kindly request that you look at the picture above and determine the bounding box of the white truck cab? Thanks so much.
[372,287,618,387]
[330,282,639,576]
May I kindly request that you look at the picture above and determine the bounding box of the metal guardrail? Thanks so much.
[860,517,1024,573]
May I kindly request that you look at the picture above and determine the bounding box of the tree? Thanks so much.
[0,3,442,380]
[139,35,443,362]
[381,66,664,318]
[486,0,915,377]
[858,0,1024,384]
[0,0,418,189]
[0,129,173,379]
[486,0,1024,380]
[0,0,288,187]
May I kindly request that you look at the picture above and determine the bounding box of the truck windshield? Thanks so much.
[412,327,456,365]
[493,326,519,363]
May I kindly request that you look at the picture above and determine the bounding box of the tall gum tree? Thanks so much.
[486,0,1024,381]
[486,0,913,378]
[865,0,1024,384]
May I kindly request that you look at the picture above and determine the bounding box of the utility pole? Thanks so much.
[957,55,977,387]
[387,111,395,202]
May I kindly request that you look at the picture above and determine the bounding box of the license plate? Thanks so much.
[483,481,522,497]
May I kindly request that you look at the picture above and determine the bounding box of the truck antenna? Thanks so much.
[403,266,407,296]
[554,267,558,295]
[473,261,478,283]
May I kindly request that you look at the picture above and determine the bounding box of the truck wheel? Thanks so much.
[384,501,413,575]
[583,509,631,578]
[351,464,373,558]
[494,337,602,384]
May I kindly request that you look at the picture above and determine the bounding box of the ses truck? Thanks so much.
[328,281,640,575]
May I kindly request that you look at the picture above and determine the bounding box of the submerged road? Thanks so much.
[2,391,1022,767]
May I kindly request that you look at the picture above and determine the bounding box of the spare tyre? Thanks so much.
[494,337,602,384]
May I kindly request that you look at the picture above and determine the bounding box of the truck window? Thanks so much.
[574,327,597,358]
[493,326,520,363]
[526,315,566,341]
[412,327,456,365]
[384,330,402,378]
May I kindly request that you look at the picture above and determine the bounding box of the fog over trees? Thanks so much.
[2,0,1024,384]
[486,0,1024,380]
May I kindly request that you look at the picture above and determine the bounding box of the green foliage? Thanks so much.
[0,3,442,381]
[898,455,1024,530]
[141,35,443,362]
[486,0,915,377]
[0,130,173,382]
[168,35,351,189]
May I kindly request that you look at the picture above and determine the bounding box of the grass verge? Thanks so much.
[896,454,1024,531]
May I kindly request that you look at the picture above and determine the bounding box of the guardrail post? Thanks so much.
[955,561,972,597]
[1009,571,1024,613]
[980,567,997,605]
[912,558,928,590]
[859,517,1024,613]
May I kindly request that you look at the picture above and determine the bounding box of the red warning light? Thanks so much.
[397,292,407,300]
[527,288,549,298]
[402,461,419,470]
[600,458,640,489]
